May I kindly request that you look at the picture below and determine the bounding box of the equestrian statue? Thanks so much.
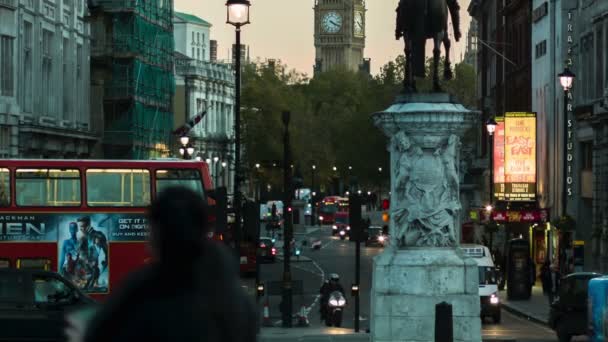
[395,0,462,93]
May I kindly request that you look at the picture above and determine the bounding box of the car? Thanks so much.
[364,226,387,247]
[0,268,96,342]
[258,237,277,263]
[549,272,603,342]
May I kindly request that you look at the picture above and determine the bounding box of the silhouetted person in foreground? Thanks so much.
[83,186,256,342]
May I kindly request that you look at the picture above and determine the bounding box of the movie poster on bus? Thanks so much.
[0,214,58,242]
[504,112,537,202]
[57,214,110,294]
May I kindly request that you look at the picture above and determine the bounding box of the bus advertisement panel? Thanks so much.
[0,159,218,299]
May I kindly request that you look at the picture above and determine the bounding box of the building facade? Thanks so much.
[0,0,96,158]
[313,0,366,74]
[88,0,175,159]
[469,0,556,272]
[566,0,608,272]
[173,12,235,190]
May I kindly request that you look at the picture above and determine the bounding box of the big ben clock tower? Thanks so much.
[314,0,366,74]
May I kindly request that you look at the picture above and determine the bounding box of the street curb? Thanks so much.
[501,302,550,328]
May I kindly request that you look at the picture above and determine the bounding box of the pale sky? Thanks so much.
[174,0,473,76]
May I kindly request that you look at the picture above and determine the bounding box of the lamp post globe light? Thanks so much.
[178,135,194,160]
[226,0,250,282]
[486,117,497,206]
[557,67,575,217]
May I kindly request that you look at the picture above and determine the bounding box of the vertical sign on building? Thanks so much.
[494,117,506,201]
[504,112,537,201]
[565,10,575,197]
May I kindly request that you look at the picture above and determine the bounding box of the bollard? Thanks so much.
[435,302,453,342]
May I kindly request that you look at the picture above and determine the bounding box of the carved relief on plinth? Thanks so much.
[390,131,462,248]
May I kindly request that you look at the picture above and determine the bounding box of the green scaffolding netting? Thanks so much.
[107,59,175,104]
[97,0,173,29]
[104,101,173,150]
[112,13,174,68]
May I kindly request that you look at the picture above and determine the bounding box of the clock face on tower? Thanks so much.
[354,11,364,37]
[322,11,342,33]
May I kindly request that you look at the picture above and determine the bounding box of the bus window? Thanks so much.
[16,258,51,271]
[156,169,204,195]
[16,169,81,207]
[0,168,9,206]
[86,169,151,207]
[0,259,11,268]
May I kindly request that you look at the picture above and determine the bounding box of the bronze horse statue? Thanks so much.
[396,0,461,93]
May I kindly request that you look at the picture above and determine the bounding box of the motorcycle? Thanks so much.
[325,291,346,327]
[339,229,346,240]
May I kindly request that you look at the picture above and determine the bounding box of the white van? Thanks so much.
[461,244,501,323]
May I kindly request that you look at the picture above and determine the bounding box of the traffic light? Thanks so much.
[349,194,362,242]
[382,199,390,210]
[209,187,227,234]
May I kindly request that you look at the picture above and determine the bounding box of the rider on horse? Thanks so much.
[395,0,462,42]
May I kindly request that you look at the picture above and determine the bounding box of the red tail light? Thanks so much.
[271,248,276,255]
[260,243,266,248]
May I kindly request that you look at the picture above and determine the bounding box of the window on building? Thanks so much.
[192,31,195,43]
[0,126,9,159]
[0,168,9,206]
[197,48,200,60]
[16,169,81,207]
[63,38,70,120]
[197,32,200,44]
[582,142,593,170]
[0,35,14,97]
[192,47,195,58]
[203,49,206,60]
[86,169,150,207]
[596,25,604,98]
[196,98,203,113]
[535,40,547,59]
[42,30,54,116]
[23,22,33,113]
[76,44,82,121]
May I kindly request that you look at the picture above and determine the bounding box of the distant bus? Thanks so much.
[0,159,219,300]
[318,196,347,224]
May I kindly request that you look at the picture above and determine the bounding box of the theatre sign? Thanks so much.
[494,112,537,202]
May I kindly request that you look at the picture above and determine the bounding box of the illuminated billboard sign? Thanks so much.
[493,117,505,200]
[495,112,537,202]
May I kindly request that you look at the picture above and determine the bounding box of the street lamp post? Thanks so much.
[311,164,317,226]
[558,67,575,217]
[281,111,293,328]
[178,135,195,160]
[378,167,383,208]
[226,0,251,263]
[486,118,497,250]
[486,118,497,204]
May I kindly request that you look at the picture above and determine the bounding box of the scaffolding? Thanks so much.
[97,0,175,159]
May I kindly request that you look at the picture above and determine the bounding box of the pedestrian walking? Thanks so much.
[540,260,553,304]
[82,186,256,342]
[550,262,561,304]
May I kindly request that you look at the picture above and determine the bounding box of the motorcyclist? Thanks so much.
[319,273,345,320]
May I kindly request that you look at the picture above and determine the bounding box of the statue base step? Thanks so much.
[370,247,482,342]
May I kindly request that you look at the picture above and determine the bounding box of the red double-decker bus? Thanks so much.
[0,159,225,300]
[318,196,348,224]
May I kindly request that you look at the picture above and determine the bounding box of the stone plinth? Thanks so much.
[370,93,481,342]
[370,248,481,342]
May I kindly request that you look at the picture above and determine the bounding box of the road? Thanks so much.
[248,225,557,341]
